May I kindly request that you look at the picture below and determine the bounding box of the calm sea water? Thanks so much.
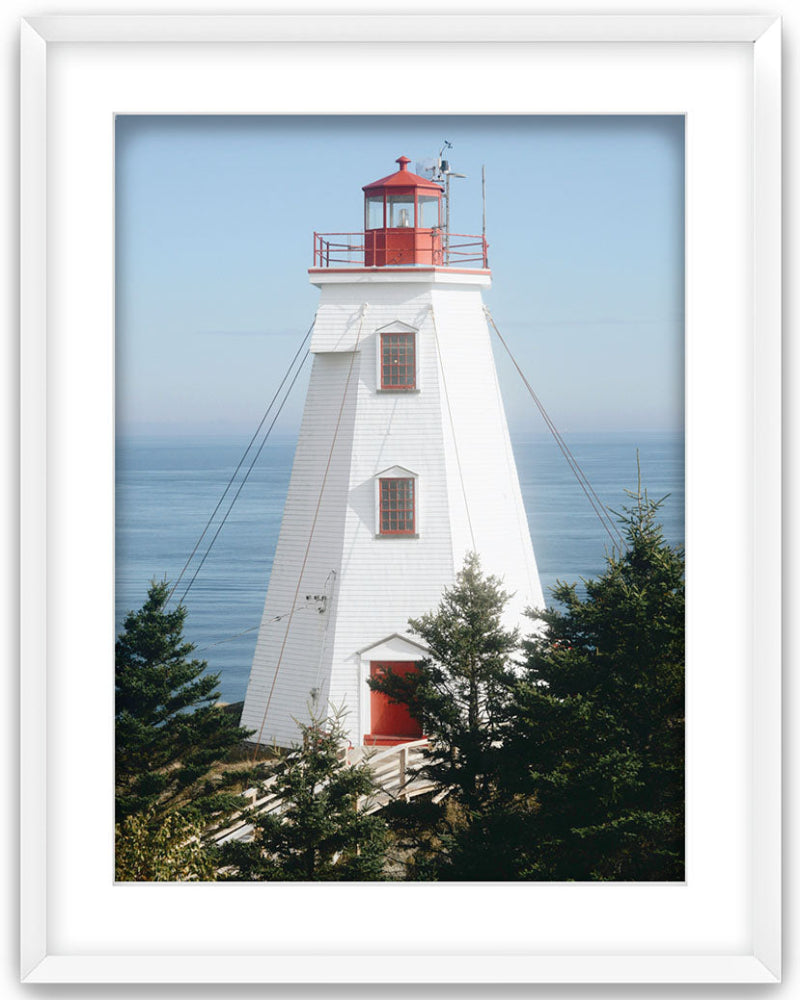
[115,431,684,705]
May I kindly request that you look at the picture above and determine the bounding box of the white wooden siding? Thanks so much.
[241,270,543,749]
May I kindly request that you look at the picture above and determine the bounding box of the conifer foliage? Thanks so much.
[115,580,253,829]
[367,553,520,879]
[218,711,389,881]
[505,487,685,880]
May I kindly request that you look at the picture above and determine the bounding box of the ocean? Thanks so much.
[115,430,684,705]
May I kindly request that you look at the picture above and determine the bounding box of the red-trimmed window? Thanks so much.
[380,331,416,390]
[379,478,415,535]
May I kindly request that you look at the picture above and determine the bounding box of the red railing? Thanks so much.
[312,231,489,269]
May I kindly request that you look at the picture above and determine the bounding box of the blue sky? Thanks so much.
[115,115,684,437]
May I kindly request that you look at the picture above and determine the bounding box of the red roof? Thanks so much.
[363,155,443,194]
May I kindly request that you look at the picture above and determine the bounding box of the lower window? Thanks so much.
[379,477,415,535]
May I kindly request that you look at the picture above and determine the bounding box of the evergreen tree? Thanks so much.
[115,580,255,831]
[503,486,685,880]
[367,553,521,879]
[218,711,390,881]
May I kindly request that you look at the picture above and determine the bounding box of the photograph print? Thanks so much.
[114,115,685,882]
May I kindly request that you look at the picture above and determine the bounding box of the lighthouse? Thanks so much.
[241,156,544,749]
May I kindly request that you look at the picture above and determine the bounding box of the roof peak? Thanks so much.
[363,155,443,193]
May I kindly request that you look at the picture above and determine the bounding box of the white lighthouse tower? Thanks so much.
[241,156,543,749]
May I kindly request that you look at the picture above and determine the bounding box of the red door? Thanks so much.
[367,661,422,746]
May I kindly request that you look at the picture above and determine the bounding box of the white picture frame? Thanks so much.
[19,12,781,986]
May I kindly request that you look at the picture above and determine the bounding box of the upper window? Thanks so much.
[417,194,440,228]
[381,331,416,390]
[379,478,415,535]
[386,194,414,228]
[365,195,384,230]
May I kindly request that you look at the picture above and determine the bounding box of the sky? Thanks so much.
[115,115,684,438]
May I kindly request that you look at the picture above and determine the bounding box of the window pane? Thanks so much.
[387,195,414,228]
[366,196,384,229]
[378,477,416,535]
[418,194,440,228]
[380,331,416,390]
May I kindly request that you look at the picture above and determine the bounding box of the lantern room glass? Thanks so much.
[386,194,414,228]
[417,194,441,229]
[365,196,384,230]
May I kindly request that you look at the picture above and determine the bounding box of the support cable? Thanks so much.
[194,601,319,654]
[251,307,367,759]
[195,624,260,653]
[485,307,625,551]
[167,318,315,606]
[177,348,311,606]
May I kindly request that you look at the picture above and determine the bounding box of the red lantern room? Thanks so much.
[362,156,443,267]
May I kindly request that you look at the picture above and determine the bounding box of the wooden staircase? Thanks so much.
[213,738,439,846]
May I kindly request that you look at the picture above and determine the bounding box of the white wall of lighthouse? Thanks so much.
[241,269,544,749]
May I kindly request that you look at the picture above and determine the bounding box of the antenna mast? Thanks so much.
[418,141,470,266]
[482,164,486,240]
[435,140,466,266]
